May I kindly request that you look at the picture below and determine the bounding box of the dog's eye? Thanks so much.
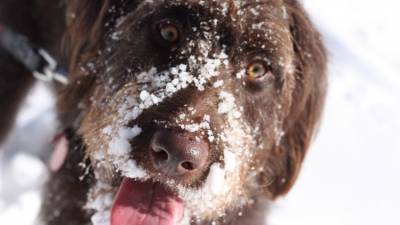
[157,20,181,44]
[246,61,272,81]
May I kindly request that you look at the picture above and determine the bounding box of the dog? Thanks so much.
[0,0,327,225]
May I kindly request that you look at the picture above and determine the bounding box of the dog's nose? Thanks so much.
[150,129,209,178]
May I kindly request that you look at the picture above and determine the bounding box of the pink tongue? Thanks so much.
[111,178,184,225]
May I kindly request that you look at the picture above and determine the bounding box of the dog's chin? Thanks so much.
[111,177,184,225]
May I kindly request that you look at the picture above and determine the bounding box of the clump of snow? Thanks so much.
[233,0,245,8]
[236,69,246,79]
[101,126,112,135]
[182,121,209,133]
[223,149,237,172]
[118,159,147,178]
[85,181,114,225]
[204,163,228,195]
[109,126,142,156]
[213,80,224,88]
[218,92,236,114]
[179,115,215,142]
[218,92,242,118]
[106,126,147,179]
[110,31,123,41]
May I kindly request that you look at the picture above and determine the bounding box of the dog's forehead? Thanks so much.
[134,0,291,52]
[142,0,287,22]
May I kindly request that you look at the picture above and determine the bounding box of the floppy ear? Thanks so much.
[59,0,138,117]
[265,0,327,198]
[57,0,110,120]
[64,0,115,71]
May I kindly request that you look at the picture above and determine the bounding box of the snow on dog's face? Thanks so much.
[61,0,326,224]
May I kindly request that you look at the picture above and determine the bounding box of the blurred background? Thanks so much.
[1,0,400,224]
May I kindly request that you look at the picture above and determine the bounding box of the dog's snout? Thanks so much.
[150,129,209,178]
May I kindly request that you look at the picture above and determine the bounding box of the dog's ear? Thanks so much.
[64,0,115,70]
[58,0,112,115]
[65,0,143,68]
[59,0,136,114]
[263,0,327,199]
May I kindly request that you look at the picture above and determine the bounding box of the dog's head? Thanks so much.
[59,0,326,224]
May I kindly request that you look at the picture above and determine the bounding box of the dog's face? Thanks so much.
[60,0,326,224]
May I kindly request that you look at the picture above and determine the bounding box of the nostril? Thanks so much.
[152,146,169,162]
[180,161,195,171]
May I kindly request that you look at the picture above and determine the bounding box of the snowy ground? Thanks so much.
[0,83,55,224]
[270,1,400,225]
[1,0,400,224]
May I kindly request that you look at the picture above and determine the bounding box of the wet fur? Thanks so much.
[0,0,326,225]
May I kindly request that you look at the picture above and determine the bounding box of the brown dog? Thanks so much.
[0,0,327,225]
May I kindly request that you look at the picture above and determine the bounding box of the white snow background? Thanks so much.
[1,0,400,224]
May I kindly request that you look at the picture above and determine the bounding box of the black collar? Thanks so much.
[0,24,69,85]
